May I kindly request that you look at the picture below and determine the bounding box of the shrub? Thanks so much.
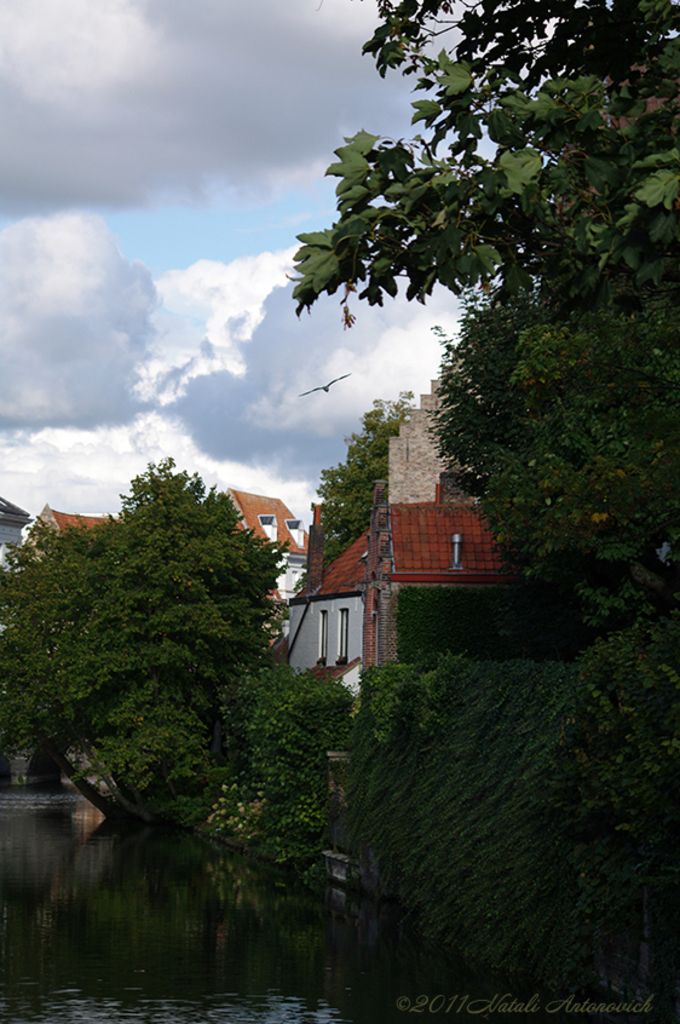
[210,664,354,870]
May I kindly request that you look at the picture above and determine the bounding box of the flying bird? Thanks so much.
[299,373,351,397]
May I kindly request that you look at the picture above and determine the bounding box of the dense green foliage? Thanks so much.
[317,392,413,565]
[432,296,549,498]
[293,1,680,319]
[485,309,680,625]
[347,658,580,985]
[396,583,592,664]
[348,651,680,1012]
[551,615,680,1018]
[208,664,354,872]
[368,0,667,89]
[434,301,680,627]
[0,460,281,824]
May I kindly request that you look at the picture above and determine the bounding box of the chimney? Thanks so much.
[373,480,387,507]
[452,533,463,570]
[306,503,324,593]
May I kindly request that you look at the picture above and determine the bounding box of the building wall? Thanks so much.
[362,482,395,668]
[288,594,363,672]
[0,505,31,567]
[388,381,446,504]
[277,551,306,602]
[0,524,20,566]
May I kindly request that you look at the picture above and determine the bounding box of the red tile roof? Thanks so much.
[320,530,368,595]
[48,509,109,531]
[228,489,307,554]
[390,505,503,574]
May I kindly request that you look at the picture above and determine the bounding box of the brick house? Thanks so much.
[228,489,308,603]
[362,484,508,667]
[289,380,509,678]
[362,381,510,668]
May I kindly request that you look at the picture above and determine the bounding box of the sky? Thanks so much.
[0,0,461,526]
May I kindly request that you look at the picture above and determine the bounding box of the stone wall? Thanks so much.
[388,381,446,504]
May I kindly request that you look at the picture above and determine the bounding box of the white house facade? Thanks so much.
[0,498,32,567]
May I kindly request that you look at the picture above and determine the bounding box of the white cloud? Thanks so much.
[0,212,158,427]
[0,412,319,525]
[140,249,296,402]
[245,285,461,439]
[0,215,461,529]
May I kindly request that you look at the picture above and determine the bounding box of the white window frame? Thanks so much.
[338,608,349,662]
[319,609,328,664]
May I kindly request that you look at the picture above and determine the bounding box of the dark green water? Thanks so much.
[0,784,575,1024]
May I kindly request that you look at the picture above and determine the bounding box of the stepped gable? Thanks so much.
[228,488,308,554]
[388,380,447,504]
[319,530,369,596]
[390,504,504,574]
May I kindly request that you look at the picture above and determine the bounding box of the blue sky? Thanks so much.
[0,0,461,524]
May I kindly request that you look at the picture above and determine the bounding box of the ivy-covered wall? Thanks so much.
[396,582,592,664]
[347,657,579,986]
[347,650,679,1015]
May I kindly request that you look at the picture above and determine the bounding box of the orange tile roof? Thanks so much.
[390,505,503,574]
[228,489,307,554]
[320,530,369,595]
[50,509,109,531]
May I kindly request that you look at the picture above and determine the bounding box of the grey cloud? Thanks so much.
[0,213,158,428]
[170,283,410,483]
[0,0,414,214]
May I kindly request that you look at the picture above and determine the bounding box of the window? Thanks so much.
[285,519,305,548]
[338,608,349,664]
[258,514,277,542]
[318,610,328,665]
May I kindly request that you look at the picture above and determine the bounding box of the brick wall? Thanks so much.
[306,503,324,594]
[362,482,387,667]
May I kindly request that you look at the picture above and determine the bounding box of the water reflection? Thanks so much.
[0,785,563,1024]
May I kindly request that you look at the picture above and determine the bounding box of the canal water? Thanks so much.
[1,784,570,1024]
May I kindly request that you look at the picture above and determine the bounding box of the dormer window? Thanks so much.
[285,519,305,548]
[258,514,277,542]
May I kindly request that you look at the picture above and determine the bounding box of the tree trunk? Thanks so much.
[36,733,125,819]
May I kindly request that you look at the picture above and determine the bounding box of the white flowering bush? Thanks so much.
[206,783,266,843]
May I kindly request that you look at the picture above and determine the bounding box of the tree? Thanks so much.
[432,293,548,497]
[435,299,680,627]
[0,460,281,824]
[366,0,669,88]
[292,0,680,320]
[317,392,413,564]
[550,614,680,1018]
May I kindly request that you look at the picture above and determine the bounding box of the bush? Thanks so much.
[209,664,354,870]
